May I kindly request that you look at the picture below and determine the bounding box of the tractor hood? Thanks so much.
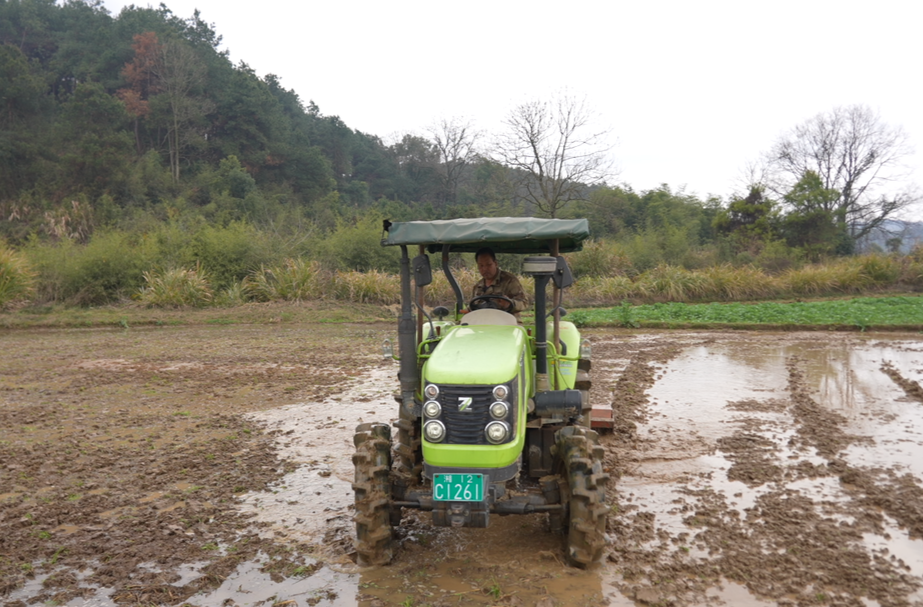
[423,325,527,385]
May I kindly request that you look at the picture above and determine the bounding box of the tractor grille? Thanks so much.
[436,384,515,445]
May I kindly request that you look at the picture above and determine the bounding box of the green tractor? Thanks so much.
[353,217,609,568]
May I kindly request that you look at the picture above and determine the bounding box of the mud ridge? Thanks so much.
[881,360,923,403]
[785,356,863,458]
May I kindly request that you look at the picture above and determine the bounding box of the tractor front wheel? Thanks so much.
[555,426,609,567]
[352,422,393,566]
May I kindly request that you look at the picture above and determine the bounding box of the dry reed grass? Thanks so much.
[332,270,401,304]
[138,265,213,308]
[87,253,923,310]
[243,259,322,301]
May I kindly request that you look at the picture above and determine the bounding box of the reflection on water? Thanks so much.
[621,332,923,607]
[647,334,921,431]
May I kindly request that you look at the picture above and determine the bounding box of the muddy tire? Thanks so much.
[353,422,393,566]
[392,408,422,500]
[555,425,608,567]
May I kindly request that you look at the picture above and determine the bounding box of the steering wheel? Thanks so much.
[469,294,515,312]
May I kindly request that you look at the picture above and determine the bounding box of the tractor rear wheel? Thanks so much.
[555,426,609,567]
[353,422,393,566]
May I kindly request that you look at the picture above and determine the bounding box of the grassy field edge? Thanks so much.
[2,294,922,332]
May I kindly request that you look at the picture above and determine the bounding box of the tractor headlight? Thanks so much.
[485,421,510,444]
[424,420,446,442]
[489,401,509,420]
[423,400,442,418]
[424,384,439,400]
[492,385,508,401]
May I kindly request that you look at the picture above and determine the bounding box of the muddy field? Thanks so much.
[1,322,923,607]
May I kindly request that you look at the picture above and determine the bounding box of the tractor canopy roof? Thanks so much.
[381,217,590,254]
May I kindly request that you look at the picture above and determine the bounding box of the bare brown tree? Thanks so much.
[494,94,614,218]
[765,105,918,243]
[427,118,480,205]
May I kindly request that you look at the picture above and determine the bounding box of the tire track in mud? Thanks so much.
[881,361,923,404]
[601,337,923,607]
[597,336,725,605]
[702,357,922,606]
[785,357,923,542]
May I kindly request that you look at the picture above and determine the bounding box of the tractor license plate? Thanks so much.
[433,473,485,502]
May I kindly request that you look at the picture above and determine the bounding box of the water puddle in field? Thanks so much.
[616,331,923,606]
[237,365,398,543]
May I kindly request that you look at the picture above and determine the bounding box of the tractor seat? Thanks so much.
[460,309,518,326]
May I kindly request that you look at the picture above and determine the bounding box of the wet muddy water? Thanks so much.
[198,330,923,607]
[3,327,923,606]
[613,332,923,606]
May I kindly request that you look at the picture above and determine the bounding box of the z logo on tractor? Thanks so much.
[458,396,473,412]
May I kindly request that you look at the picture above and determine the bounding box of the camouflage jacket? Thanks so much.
[471,270,528,317]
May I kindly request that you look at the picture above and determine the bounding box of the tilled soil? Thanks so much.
[601,332,923,607]
[1,323,922,607]
[0,324,383,606]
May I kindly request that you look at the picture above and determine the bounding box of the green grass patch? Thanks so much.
[570,296,923,330]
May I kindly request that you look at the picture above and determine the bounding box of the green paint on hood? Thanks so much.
[424,325,527,385]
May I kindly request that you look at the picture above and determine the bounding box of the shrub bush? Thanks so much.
[0,243,35,307]
[620,231,665,273]
[851,254,901,285]
[214,281,247,307]
[635,265,709,302]
[565,239,634,278]
[781,265,839,296]
[754,240,803,274]
[700,265,777,301]
[243,258,323,302]
[312,214,401,273]
[333,270,401,304]
[188,222,281,289]
[570,275,635,306]
[25,232,153,305]
[138,265,214,308]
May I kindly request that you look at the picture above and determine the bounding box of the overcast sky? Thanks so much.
[101,0,922,208]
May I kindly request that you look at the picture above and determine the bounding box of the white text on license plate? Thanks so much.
[433,473,484,502]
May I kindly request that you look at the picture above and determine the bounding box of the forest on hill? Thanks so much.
[1,0,920,308]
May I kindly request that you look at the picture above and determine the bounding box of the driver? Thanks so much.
[470,247,528,318]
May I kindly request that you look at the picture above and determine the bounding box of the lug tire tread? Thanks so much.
[555,426,608,567]
[393,411,423,486]
[353,423,393,566]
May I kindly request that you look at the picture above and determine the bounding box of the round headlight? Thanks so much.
[489,401,509,420]
[492,385,509,401]
[424,420,445,442]
[424,384,439,399]
[423,400,442,418]
[485,421,510,444]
